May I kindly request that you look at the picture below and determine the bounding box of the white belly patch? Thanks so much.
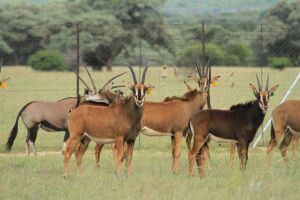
[208,134,239,144]
[83,133,116,144]
[287,126,300,136]
[140,127,173,136]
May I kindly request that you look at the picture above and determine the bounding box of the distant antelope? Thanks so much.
[5,65,125,155]
[188,74,278,177]
[266,100,300,162]
[64,65,152,177]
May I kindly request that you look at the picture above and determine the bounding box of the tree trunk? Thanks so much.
[106,57,113,71]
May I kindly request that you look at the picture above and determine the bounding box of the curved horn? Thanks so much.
[141,64,149,84]
[265,73,269,91]
[70,66,93,92]
[111,85,125,89]
[127,65,138,84]
[101,72,127,90]
[194,56,202,78]
[255,73,262,91]
[83,64,97,93]
[205,57,211,77]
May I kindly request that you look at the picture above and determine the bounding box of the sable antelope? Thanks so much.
[5,65,125,155]
[64,65,152,177]
[266,100,300,162]
[92,58,220,173]
[188,74,278,177]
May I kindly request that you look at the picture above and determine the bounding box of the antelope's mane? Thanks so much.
[229,100,256,111]
[163,89,200,102]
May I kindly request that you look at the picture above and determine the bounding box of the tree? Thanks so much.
[252,1,300,66]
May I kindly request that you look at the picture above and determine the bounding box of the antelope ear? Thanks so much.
[268,84,279,96]
[249,83,258,97]
[210,76,220,87]
[145,84,154,95]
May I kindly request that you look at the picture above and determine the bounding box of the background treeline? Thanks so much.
[0,0,299,70]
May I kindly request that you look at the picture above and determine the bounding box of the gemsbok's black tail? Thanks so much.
[6,102,34,151]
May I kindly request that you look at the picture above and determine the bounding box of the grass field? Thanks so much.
[0,66,300,199]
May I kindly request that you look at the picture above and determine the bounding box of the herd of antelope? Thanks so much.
[4,58,300,178]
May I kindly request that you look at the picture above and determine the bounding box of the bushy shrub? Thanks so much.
[28,50,67,71]
[269,57,292,70]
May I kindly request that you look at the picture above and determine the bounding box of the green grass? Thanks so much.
[0,66,300,199]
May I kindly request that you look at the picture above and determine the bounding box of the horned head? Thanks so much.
[127,64,154,108]
[250,73,279,113]
[187,56,220,92]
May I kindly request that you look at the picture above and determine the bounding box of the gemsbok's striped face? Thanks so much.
[250,74,279,114]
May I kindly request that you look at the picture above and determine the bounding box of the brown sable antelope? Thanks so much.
[266,100,300,162]
[93,58,220,173]
[188,74,278,177]
[64,65,152,177]
[5,65,125,155]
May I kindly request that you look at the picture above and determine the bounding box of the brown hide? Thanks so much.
[141,90,207,134]
[68,96,142,141]
[272,100,300,132]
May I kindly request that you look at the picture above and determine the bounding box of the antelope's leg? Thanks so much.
[291,135,299,161]
[62,130,70,155]
[112,143,118,166]
[196,143,210,170]
[230,143,236,166]
[95,143,104,168]
[171,135,175,171]
[173,131,183,174]
[266,139,277,155]
[26,126,39,156]
[279,131,293,163]
[188,135,206,177]
[75,137,90,174]
[64,135,81,177]
[237,141,248,171]
[124,140,135,176]
[115,137,125,177]
[186,130,193,151]
[202,143,211,169]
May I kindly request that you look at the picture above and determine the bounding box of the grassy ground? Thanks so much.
[0,66,300,199]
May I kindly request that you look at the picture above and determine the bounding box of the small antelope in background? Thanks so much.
[188,74,278,177]
[6,65,125,155]
[64,65,152,177]
[266,100,300,162]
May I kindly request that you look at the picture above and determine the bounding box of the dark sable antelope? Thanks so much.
[5,65,125,155]
[188,74,278,177]
[64,65,152,177]
[266,100,300,162]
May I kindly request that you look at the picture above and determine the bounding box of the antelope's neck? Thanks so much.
[124,95,143,122]
[186,92,206,115]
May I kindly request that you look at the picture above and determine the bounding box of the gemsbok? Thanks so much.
[5,65,125,155]
[188,74,278,177]
[266,100,300,162]
[64,65,152,177]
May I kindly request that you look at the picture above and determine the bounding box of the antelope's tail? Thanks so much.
[6,102,34,151]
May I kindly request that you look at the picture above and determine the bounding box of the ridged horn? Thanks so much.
[83,64,97,93]
[70,66,93,93]
[127,65,138,84]
[205,57,211,77]
[265,73,269,91]
[101,72,127,90]
[141,64,149,84]
[256,73,262,92]
[194,56,202,78]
